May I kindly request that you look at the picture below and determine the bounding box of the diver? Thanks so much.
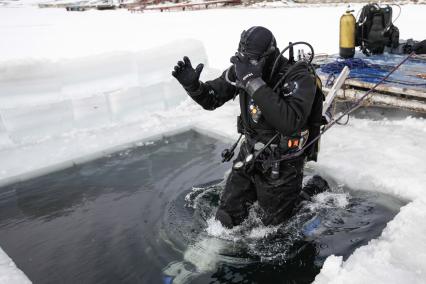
[172,26,329,228]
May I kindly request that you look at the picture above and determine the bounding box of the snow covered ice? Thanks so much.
[0,248,30,284]
[0,2,426,283]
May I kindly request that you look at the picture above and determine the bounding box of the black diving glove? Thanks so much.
[172,56,204,92]
[230,52,266,95]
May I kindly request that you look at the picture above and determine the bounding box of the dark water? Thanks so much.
[0,131,405,284]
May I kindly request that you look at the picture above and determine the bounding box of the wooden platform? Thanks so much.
[314,53,426,113]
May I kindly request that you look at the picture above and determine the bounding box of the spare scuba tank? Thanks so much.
[339,8,356,58]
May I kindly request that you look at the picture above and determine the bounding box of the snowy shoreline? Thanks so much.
[3,0,426,9]
[0,4,425,284]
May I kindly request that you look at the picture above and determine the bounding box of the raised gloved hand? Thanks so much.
[172,56,204,92]
[230,52,265,90]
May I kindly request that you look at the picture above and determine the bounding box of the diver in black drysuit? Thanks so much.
[172,26,328,228]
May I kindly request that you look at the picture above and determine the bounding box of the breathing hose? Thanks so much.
[269,41,315,81]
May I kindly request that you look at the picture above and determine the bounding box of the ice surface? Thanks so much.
[0,248,31,284]
[0,39,215,186]
[315,198,426,284]
[0,3,425,284]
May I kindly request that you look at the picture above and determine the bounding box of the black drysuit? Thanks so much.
[186,55,319,228]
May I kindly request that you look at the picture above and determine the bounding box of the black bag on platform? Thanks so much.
[400,39,426,55]
[413,40,426,55]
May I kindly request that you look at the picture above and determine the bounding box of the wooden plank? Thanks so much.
[318,74,426,100]
[344,78,426,99]
[322,87,426,113]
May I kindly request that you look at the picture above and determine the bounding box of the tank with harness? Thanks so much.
[222,41,326,180]
[355,3,400,56]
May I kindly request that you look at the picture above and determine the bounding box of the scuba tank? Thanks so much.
[339,8,356,58]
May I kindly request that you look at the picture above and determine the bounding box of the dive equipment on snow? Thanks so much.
[339,8,356,59]
[355,3,399,56]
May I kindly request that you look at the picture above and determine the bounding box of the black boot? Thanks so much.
[299,175,329,201]
[215,208,235,229]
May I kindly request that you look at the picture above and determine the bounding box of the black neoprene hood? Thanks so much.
[238,26,276,58]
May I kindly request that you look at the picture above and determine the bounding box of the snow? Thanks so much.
[313,118,426,283]
[0,4,372,68]
[0,248,31,284]
[0,3,425,283]
[315,198,426,284]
